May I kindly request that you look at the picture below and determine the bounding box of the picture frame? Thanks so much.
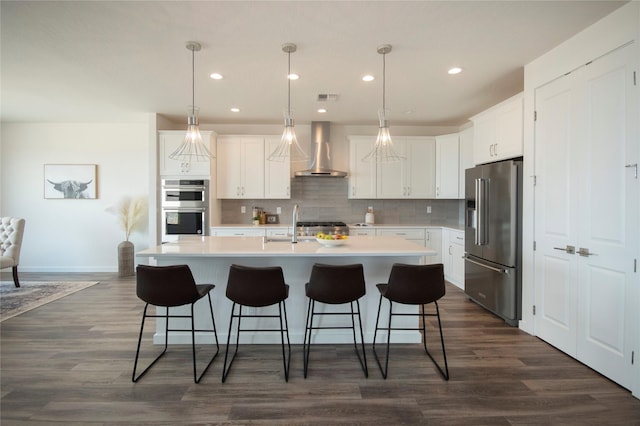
[44,164,97,199]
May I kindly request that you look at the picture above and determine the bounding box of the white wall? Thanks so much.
[1,121,152,272]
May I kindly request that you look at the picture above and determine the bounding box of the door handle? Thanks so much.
[578,247,595,257]
[553,245,575,254]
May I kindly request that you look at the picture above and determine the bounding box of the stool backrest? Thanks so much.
[226,264,287,307]
[136,264,200,307]
[385,263,445,305]
[307,263,366,304]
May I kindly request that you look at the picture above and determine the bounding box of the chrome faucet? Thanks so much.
[292,204,299,243]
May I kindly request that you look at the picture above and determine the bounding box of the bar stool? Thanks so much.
[132,264,219,384]
[222,264,291,383]
[303,263,368,378]
[372,263,449,380]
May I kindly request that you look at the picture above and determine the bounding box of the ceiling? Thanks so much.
[0,1,627,127]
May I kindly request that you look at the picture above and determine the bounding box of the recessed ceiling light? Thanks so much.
[230,107,240,112]
[210,73,223,80]
[317,108,327,113]
[448,67,463,75]
[288,73,299,80]
[362,75,375,82]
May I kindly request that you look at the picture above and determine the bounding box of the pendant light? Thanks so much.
[267,43,308,162]
[169,41,214,162]
[362,44,402,162]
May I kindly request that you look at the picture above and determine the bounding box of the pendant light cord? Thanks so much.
[191,47,195,117]
[382,51,386,112]
[287,49,291,115]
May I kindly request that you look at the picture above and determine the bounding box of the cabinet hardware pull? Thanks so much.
[554,245,576,254]
[626,163,638,179]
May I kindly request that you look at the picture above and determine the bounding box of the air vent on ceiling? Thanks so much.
[317,93,339,102]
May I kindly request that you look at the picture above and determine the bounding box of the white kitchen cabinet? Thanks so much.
[348,226,375,236]
[216,136,265,199]
[424,228,442,265]
[159,130,213,177]
[458,126,474,198]
[264,136,291,199]
[348,137,377,199]
[443,229,464,289]
[377,137,436,199]
[471,92,523,165]
[435,133,459,199]
[210,226,290,237]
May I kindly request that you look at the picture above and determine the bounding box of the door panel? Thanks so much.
[574,44,636,388]
[534,72,578,355]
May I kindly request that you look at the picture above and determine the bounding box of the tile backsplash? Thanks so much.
[220,178,463,226]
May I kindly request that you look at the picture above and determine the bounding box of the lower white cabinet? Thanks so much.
[443,229,464,289]
[348,227,375,236]
[424,228,442,265]
[210,227,266,237]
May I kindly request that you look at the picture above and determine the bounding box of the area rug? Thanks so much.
[0,281,99,322]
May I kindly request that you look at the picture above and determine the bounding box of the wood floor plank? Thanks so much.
[1,271,639,424]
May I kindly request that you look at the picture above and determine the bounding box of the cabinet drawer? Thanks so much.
[449,230,464,245]
[211,228,265,237]
[265,228,290,237]
[376,228,426,239]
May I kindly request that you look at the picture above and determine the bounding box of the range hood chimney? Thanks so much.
[294,121,348,177]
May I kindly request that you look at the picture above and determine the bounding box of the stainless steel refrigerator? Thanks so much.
[464,158,522,326]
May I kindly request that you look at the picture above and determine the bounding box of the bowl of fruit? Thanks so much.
[315,232,348,247]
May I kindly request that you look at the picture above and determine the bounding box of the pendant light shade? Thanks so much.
[169,41,214,162]
[267,43,308,163]
[362,44,402,162]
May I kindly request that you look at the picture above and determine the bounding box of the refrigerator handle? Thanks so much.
[476,178,488,245]
[464,255,509,274]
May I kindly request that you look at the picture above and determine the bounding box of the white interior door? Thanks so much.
[534,43,638,390]
[534,72,579,356]
[574,44,637,388]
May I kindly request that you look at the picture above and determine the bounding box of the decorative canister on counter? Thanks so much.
[365,207,375,225]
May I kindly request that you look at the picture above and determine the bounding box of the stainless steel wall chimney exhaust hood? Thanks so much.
[294,121,348,177]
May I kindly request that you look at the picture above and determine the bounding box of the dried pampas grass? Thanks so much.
[107,196,148,241]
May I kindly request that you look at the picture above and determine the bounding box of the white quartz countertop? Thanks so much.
[137,235,434,258]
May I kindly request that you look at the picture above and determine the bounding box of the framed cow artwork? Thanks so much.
[44,164,97,199]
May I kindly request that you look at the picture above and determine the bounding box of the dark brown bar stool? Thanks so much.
[222,264,291,383]
[372,263,449,380]
[133,264,219,383]
[303,263,368,378]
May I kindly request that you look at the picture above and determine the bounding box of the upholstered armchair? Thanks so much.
[0,217,26,288]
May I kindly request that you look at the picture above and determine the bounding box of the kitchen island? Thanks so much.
[136,235,434,344]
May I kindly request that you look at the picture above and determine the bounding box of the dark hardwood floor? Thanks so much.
[1,271,639,425]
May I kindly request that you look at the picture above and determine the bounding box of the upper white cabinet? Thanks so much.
[471,92,523,165]
[348,136,377,199]
[378,136,436,199]
[435,133,459,199]
[264,136,291,199]
[217,136,265,199]
[349,136,435,199]
[458,126,474,197]
[216,135,291,200]
[159,130,213,177]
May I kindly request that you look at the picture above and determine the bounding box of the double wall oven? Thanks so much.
[161,179,209,242]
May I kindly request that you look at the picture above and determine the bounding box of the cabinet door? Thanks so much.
[405,137,436,198]
[472,112,495,165]
[458,127,474,197]
[264,136,290,199]
[348,137,377,199]
[376,143,405,198]
[159,131,212,177]
[435,134,459,199]
[444,229,465,288]
[216,137,243,198]
[239,137,265,198]
[494,95,523,160]
[424,228,442,265]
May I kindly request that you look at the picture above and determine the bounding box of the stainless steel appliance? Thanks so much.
[464,159,522,326]
[294,122,348,177]
[161,179,209,242]
[295,221,349,237]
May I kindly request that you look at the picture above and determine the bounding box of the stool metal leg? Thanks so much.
[422,301,449,380]
[372,295,392,379]
[221,303,241,383]
[132,304,169,382]
[303,299,314,378]
[191,293,220,384]
[279,301,291,382]
[351,300,368,377]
